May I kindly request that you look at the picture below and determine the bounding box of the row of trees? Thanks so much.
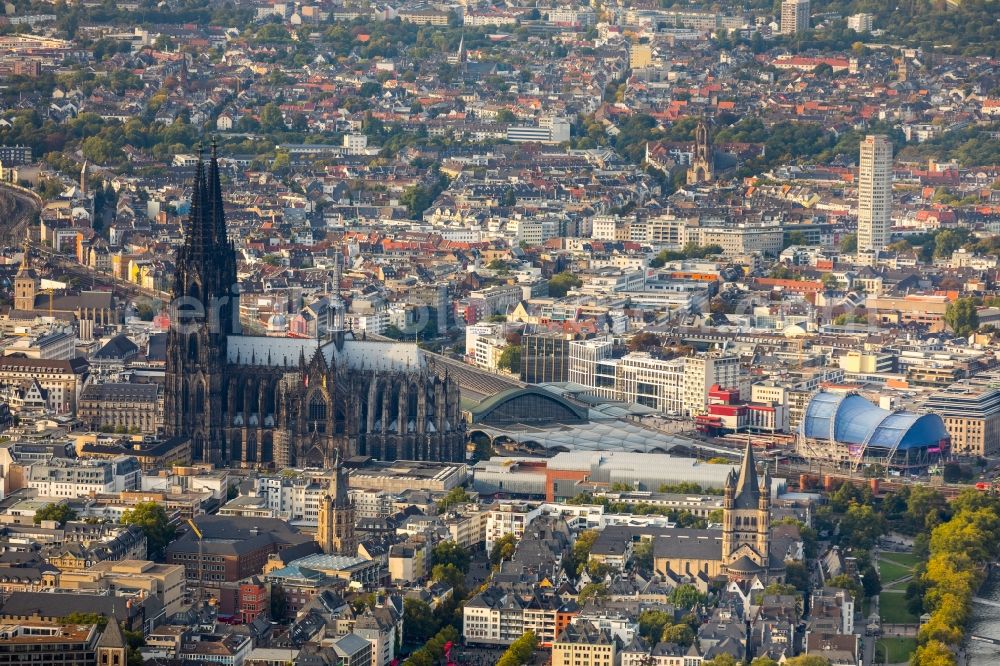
[403,540,475,665]
[912,490,1000,666]
[650,243,725,267]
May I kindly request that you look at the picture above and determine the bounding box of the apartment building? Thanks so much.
[552,622,618,666]
[471,330,508,372]
[442,505,488,549]
[254,473,327,524]
[506,117,571,145]
[388,539,430,583]
[629,43,652,69]
[353,601,404,666]
[485,501,541,550]
[0,356,89,413]
[177,633,252,666]
[857,135,892,264]
[349,487,395,519]
[686,221,785,257]
[467,285,523,321]
[847,13,873,32]
[0,145,32,165]
[781,0,809,34]
[26,456,140,497]
[464,587,567,646]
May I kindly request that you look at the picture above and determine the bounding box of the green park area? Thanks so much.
[879,591,918,624]
[878,551,923,625]
[876,637,917,664]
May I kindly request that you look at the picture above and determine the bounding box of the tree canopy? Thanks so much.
[120,502,176,559]
[944,298,979,338]
[548,271,582,298]
[496,630,537,666]
[34,503,78,526]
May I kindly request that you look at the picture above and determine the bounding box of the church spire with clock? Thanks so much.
[316,450,356,555]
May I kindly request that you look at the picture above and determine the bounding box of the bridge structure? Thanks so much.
[30,241,171,301]
[971,634,1000,646]
[972,597,1000,609]
[0,182,41,245]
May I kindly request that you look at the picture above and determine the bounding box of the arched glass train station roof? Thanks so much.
[801,391,949,451]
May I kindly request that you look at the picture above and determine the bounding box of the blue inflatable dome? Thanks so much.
[801,391,950,453]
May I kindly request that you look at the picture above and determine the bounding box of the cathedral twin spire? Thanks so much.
[182,140,230,264]
[173,139,238,333]
[169,139,240,351]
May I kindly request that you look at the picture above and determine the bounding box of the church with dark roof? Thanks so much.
[164,145,465,468]
[9,241,116,326]
[654,442,785,584]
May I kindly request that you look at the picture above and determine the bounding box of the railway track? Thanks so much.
[0,183,170,302]
[31,242,170,301]
[0,183,41,245]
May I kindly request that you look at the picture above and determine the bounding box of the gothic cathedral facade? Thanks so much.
[164,148,466,468]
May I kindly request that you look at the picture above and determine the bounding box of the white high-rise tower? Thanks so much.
[857,135,892,265]
[781,0,810,34]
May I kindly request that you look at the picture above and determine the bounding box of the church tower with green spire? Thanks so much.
[721,441,773,580]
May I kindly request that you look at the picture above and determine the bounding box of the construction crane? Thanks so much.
[187,519,205,607]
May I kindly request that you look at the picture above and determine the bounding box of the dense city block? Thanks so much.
[0,1,999,666]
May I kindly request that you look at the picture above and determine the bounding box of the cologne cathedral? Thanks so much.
[164,147,465,468]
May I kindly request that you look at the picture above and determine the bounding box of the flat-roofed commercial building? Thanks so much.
[57,559,186,617]
[924,385,1000,456]
[474,452,739,502]
[347,459,467,494]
